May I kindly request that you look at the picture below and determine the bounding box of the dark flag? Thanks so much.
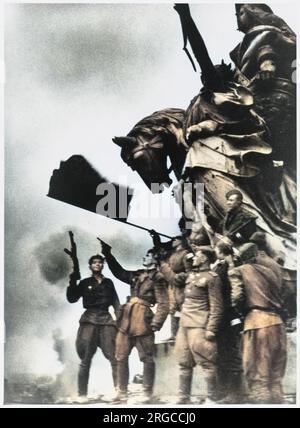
[47,155,133,221]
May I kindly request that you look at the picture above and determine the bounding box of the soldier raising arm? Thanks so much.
[65,233,120,400]
[99,239,169,404]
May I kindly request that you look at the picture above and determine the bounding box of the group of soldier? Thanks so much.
[66,187,287,405]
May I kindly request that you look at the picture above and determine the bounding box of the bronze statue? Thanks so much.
[113,4,296,269]
[231,4,296,174]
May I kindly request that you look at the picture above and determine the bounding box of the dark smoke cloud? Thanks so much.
[35,234,71,285]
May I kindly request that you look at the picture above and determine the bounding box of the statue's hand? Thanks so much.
[186,121,218,142]
[186,124,201,142]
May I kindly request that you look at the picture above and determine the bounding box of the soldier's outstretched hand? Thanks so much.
[97,238,112,256]
[149,229,161,248]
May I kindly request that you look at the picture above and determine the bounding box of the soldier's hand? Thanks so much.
[219,235,233,246]
[97,238,112,255]
[149,229,157,237]
[205,330,216,341]
[149,229,161,248]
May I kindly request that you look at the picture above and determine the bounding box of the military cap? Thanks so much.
[238,243,258,262]
[249,232,266,249]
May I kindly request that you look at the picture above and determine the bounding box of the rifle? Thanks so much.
[64,231,81,280]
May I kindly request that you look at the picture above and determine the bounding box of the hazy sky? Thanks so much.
[4,2,298,399]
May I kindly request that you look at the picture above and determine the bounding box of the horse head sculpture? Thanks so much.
[113,108,187,193]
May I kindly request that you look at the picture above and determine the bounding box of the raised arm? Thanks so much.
[65,231,82,303]
[99,239,136,285]
[66,273,83,303]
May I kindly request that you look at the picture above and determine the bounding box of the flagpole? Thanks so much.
[117,219,173,239]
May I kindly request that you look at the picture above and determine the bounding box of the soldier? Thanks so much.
[229,243,287,404]
[250,231,292,323]
[100,240,169,403]
[250,231,283,275]
[213,241,243,403]
[150,230,193,340]
[174,246,223,404]
[66,254,120,399]
[206,190,257,246]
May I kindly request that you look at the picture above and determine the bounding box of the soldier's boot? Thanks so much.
[219,371,244,404]
[111,361,118,390]
[112,360,129,402]
[177,368,193,405]
[169,315,180,341]
[249,380,272,404]
[270,381,285,404]
[78,360,91,397]
[141,362,155,403]
[204,374,218,405]
[216,370,228,401]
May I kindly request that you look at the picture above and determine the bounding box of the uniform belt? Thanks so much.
[248,306,281,315]
[84,307,110,314]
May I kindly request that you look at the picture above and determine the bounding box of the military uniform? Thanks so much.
[215,206,257,245]
[104,252,169,398]
[256,250,283,279]
[229,260,287,404]
[174,267,223,402]
[213,259,243,402]
[67,274,120,396]
[159,244,192,337]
